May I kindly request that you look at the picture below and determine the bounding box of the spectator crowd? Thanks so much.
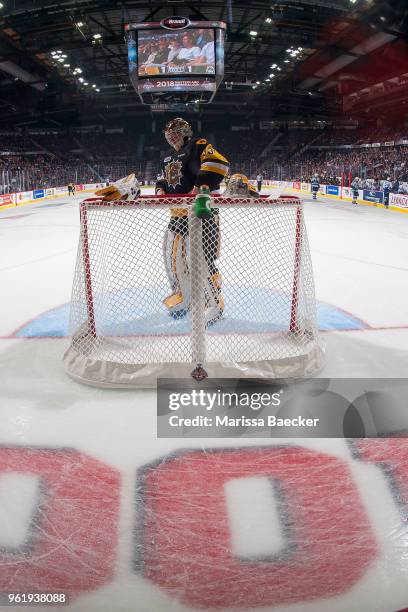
[138,29,215,76]
[1,125,407,195]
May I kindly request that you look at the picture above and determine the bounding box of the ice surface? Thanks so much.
[224,476,287,557]
[0,473,40,549]
[0,188,408,611]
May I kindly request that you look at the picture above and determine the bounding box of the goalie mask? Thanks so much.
[223,173,258,198]
[164,117,193,150]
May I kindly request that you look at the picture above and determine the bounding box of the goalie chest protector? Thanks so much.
[157,138,229,195]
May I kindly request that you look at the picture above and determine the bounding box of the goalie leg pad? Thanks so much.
[205,272,225,326]
[163,215,223,323]
[201,215,224,325]
[163,226,190,316]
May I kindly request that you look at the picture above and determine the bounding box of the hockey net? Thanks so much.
[63,195,324,387]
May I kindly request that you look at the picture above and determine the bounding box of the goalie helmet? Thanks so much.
[222,173,259,198]
[164,117,193,150]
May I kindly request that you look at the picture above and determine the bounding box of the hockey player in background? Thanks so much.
[311,175,320,200]
[383,177,392,209]
[155,117,229,324]
[351,177,360,205]
[256,173,263,193]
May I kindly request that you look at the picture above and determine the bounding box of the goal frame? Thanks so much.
[64,194,324,387]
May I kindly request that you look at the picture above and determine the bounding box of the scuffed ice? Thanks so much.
[1,191,408,611]
[0,404,407,612]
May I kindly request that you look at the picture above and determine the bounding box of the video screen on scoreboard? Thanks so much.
[137,29,215,77]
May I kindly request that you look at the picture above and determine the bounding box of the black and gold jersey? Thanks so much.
[156,138,229,196]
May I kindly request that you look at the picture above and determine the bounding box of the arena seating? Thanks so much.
[0,126,407,193]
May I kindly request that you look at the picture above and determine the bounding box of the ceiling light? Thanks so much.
[61,54,67,58]
[75,68,82,73]
[298,47,303,51]
[271,63,277,68]
[93,33,102,40]
[265,17,272,23]
[96,88,100,92]
[276,67,281,71]
[92,84,96,88]
[0,2,4,8]
[265,78,271,82]
[269,73,275,77]
[64,63,70,67]
[57,58,64,63]
[284,60,289,63]
[286,48,292,52]
[78,77,84,82]
[76,21,84,27]
[249,30,258,36]
[84,82,89,85]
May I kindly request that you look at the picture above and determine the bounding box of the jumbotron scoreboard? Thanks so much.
[126,17,226,106]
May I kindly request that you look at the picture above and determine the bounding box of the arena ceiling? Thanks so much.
[0,0,407,128]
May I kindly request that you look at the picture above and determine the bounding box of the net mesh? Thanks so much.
[64,195,324,386]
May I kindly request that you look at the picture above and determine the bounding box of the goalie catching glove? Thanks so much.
[95,173,141,201]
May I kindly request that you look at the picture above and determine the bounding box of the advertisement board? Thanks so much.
[341,187,354,199]
[33,189,45,199]
[363,190,383,204]
[55,186,68,195]
[45,188,55,197]
[389,193,408,209]
[0,193,14,207]
[293,181,301,190]
[301,182,309,192]
[16,191,33,203]
[326,185,339,196]
[85,183,105,190]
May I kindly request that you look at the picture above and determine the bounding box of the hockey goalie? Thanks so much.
[155,117,229,325]
[95,117,230,326]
